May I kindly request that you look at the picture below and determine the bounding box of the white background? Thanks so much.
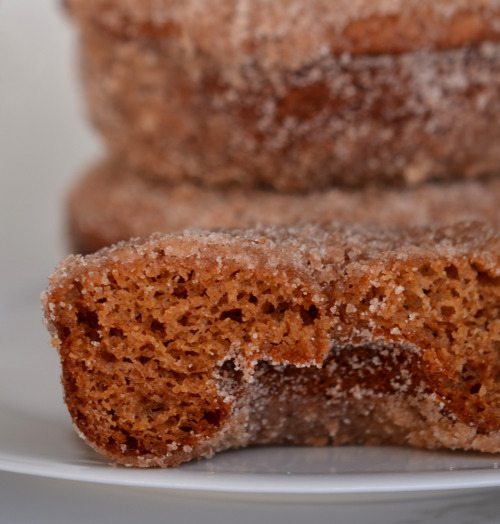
[0,0,100,296]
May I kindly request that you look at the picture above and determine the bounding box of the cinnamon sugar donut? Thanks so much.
[66,0,500,190]
[43,222,500,467]
[68,159,500,254]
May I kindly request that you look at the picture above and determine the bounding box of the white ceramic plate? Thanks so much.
[1,290,500,500]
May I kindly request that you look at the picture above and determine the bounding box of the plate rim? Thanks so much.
[2,451,500,495]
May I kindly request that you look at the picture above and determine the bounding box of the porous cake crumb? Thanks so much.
[42,222,500,467]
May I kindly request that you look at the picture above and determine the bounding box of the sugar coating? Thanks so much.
[77,19,500,190]
[69,160,500,254]
[66,0,500,65]
[42,222,500,467]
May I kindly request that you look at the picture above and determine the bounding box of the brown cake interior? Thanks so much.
[43,225,500,466]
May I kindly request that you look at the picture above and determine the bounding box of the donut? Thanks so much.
[67,159,500,254]
[65,0,500,190]
[42,222,500,467]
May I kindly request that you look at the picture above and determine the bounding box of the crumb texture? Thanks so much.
[42,223,500,467]
[69,160,500,254]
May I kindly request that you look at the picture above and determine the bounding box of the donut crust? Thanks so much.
[68,160,500,254]
[65,0,500,59]
[77,20,500,190]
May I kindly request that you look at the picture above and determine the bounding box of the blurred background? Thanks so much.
[0,0,100,297]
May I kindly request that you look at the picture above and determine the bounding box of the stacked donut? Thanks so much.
[66,0,500,251]
[44,0,500,468]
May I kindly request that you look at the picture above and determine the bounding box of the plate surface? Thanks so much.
[1,294,500,499]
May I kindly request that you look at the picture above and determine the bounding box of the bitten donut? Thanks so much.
[68,159,500,254]
[65,0,500,190]
[43,222,500,467]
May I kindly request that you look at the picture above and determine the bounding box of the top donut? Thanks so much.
[67,1,500,190]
